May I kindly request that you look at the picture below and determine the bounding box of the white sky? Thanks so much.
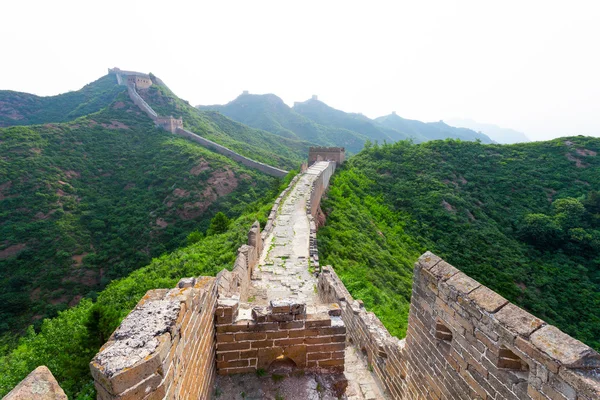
[1,0,598,141]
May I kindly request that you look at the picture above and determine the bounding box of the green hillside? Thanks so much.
[0,91,281,337]
[0,75,125,127]
[199,93,368,153]
[139,79,309,169]
[0,173,295,398]
[293,98,416,142]
[375,113,493,143]
[319,138,600,350]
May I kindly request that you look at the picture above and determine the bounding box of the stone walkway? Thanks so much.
[216,163,387,399]
[247,162,330,306]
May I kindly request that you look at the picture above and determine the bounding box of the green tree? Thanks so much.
[552,198,585,230]
[207,212,231,236]
[519,214,562,248]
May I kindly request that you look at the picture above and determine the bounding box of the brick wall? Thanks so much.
[319,254,600,400]
[405,252,600,400]
[306,161,336,270]
[89,276,218,400]
[175,128,289,178]
[215,298,346,375]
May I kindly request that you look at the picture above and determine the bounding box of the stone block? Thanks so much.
[467,286,508,314]
[494,303,545,338]
[530,325,600,369]
[445,273,481,296]
[417,251,442,270]
[430,261,460,282]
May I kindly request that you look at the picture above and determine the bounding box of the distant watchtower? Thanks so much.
[308,147,345,165]
[156,116,183,133]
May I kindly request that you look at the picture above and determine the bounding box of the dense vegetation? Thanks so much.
[199,93,368,153]
[140,79,309,169]
[0,172,296,398]
[319,138,600,349]
[0,91,285,337]
[0,75,125,127]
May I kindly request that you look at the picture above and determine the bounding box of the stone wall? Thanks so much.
[214,299,346,375]
[113,68,289,178]
[308,146,345,165]
[175,128,288,178]
[318,266,407,399]
[307,161,335,218]
[89,277,218,400]
[405,252,600,400]
[318,254,600,400]
[126,84,158,119]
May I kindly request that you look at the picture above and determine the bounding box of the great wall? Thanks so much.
[4,72,600,400]
[109,68,288,178]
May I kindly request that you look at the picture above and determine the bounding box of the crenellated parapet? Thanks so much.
[319,253,600,399]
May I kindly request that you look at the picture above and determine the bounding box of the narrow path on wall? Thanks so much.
[248,162,330,306]
[231,161,387,400]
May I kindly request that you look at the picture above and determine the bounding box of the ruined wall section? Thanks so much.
[89,277,218,400]
[214,299,346,375]
[406,252,600,400]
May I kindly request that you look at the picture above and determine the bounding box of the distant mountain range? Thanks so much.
[199,94,494,153]
[445,118,530,144]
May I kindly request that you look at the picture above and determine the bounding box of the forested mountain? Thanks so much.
[0,75,124,127]
[141,80,308,169]
[292,98,411,143]
[446,118,530,144]
[375,113,493,143]
[199,93,367,153]
[200,94,495,154]
[318,137,600,350]
[0,91,283,337]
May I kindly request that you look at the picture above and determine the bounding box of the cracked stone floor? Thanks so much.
[247,162,330,306]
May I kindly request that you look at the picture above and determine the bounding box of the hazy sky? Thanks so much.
[1,0,598,141]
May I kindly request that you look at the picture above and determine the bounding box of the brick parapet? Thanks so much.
[405,251,600,400]
[305,162,336,271]
[214,298,346,375]
[318,266,407,399]
[89,277,218,400]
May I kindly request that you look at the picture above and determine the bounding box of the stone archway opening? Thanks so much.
[268,355,298,375]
